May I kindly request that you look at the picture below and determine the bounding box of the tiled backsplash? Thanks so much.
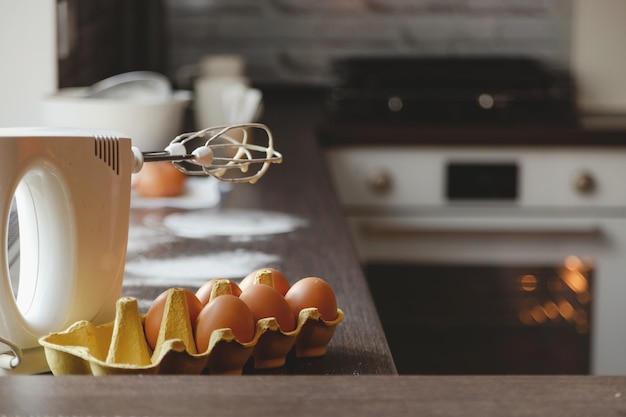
[164,0,571,87]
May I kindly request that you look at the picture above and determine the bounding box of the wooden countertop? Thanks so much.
[3,375,626,416]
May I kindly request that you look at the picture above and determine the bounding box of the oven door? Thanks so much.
[349,214,626,375]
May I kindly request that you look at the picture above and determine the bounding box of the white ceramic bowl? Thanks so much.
[41,87,192,152]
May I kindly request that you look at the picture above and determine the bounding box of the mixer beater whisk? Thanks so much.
[135,123,282,183]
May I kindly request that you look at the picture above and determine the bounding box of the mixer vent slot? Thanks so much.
[94,136,120,175]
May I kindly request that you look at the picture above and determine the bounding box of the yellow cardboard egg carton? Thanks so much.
[39,288,344,375]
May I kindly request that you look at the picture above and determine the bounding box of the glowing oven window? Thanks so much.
[365,256,592,375]
[517,256,591,335]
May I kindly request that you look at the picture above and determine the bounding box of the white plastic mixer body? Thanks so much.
[0,128,133,374]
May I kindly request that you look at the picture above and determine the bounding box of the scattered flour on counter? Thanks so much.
[162,208,308,239]
[125,222,178,255]
[124,249,280,288]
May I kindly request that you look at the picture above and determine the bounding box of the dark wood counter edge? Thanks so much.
[3,375,626,416]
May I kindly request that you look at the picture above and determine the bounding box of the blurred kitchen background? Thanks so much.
[2,0,625,125]
[3,0,626,376]
[163,0,571,86]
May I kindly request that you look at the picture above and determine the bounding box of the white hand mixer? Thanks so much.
[0,123,282,374]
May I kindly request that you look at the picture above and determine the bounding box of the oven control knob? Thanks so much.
[575,171,596,194]
[367,169,392,194]
[388,96,404,112]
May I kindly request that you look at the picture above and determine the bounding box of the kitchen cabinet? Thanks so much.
[57,0,165,88]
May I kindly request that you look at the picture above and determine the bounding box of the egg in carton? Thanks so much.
[39,294,186,375]
[294,307,344,358]
[195,276,342,370]
[39,274,344,375]
[247,307,344,369]
[238,271,298,369]
[39,288,256,375]
[280,274,345,359]
[238,270,344,368]
[192,279,259,374]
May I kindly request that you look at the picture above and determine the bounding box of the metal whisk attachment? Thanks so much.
[136,123,283,184]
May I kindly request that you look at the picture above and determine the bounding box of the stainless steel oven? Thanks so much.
[325,144,626,375]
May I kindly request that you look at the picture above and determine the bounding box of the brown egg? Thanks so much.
[134,161,186,198]
[144,288,203,350]
[194,295,256,352]
[284,277,338,322]
[195,278,242,306]
[240,284,296,332]
[239,267,291,296]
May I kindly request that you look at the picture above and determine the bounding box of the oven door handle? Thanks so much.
[358,220,603,239]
